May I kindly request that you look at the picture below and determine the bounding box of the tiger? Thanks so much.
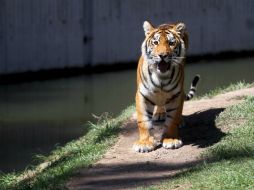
[133,21,200,153]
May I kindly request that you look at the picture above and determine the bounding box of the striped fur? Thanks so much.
[185,75,200,101]
[133,21,200,153]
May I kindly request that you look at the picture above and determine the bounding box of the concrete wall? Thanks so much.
[0,0,88,74]
[1,0,254,74]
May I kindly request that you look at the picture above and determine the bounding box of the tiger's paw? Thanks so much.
[162,138,183,149]
[153,112,166,123]
[133,139,157,153]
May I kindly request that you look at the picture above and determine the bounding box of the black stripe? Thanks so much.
[164,73,181,93]
[166,107,178,113]
[146,109,153,116]
[171,73,182,91]
[145,41,147,54]
[166,91,181,104]
[169,67,175,81]
[162,68,180,93]
[166,115,173,119]
[190,88,196,92]
[148,66,160,88]
[185,92,194,100]
[166,107,178,119]
[139,91,155,105]
[146,114,153,120]
[192,75,200,86]
[171,68,180,84]
[185,94,193,100]
[146,110,153,119]
[166,69,183,92]
[139,67,149,90]
[185,75,200,101]
[178,44,182,56]
[161,66,175,88]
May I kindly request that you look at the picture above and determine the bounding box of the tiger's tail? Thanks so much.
[185,75,200,101]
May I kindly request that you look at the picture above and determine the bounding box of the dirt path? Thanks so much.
[66,88,254,190]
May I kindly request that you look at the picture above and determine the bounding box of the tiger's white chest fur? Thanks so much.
[139,61,183,106]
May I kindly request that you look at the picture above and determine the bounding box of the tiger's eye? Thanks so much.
[154,41,159,45]
[169,40,175,46]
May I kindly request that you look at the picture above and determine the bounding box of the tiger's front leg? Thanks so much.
[153,106,166,123]
[133,92,157,153]
[162,97,184,149]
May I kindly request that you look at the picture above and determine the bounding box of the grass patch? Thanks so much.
[143,159,254,190]
[197,81,254,99]
[141,96,254,190]
[0,105,135,190]
[203,96,254,160]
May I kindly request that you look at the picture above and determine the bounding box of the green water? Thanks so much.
[0,57,254,173]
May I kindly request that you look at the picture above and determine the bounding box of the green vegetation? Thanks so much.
[142,96,254,190]
[1,82,254,190]
[198,81,254,99]
[143,159,254,190]
[203,96,254,160]
[0,105,135,190]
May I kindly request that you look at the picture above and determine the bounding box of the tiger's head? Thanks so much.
[141,21,188,74]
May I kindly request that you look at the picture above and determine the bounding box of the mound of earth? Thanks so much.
[66,88,254,190]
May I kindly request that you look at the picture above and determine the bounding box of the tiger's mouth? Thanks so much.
[157,60,170,73]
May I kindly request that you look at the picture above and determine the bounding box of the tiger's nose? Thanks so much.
[159,53,171,60]
[159,54,167,59]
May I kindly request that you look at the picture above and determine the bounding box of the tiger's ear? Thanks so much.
[174,22,186,37]
[143,21,154,36]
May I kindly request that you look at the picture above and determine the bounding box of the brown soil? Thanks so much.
[66,88,254,190]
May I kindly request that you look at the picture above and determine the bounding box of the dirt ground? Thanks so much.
[66,88,254,190]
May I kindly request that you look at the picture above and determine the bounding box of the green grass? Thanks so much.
[197,81,254,99]
[144,159,254,190]
[1,82,254,190]
[0,105,135,190]
[203,96,254,160]
[142,96,254,190]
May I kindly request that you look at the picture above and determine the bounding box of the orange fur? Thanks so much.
[133,21,188,153]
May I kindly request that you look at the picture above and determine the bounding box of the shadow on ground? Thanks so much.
[181,108,226,148]
[68,160,203,190]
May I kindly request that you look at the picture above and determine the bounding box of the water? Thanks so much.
[0,57,254,173]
